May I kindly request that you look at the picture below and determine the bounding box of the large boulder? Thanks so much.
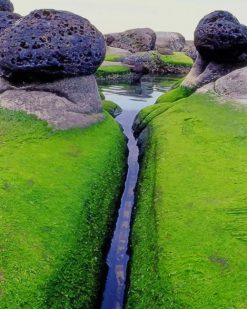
[0,11,21,33]
[155,32,185,52]
[0,75,103,129]
[105,28,156,53]
[194,11,247,63]
[183,11,247,90]
[0,0,13,12]
[0,9,106,81]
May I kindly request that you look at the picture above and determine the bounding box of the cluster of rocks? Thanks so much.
[103,29,195,77]
[0,1,106,129]
[183,10,247,94]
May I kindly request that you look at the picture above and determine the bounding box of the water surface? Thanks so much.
[99,76,176,309]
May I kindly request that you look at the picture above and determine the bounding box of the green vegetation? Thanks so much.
[127,93,247,308]
[155,85,194,104]
[96,65,130,77]
[160,52,193,67]
[103,100,122,117]
[105,54,123,62]
[0,109,126,308]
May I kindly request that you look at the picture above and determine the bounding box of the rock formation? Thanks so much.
[0,9,106,129]
[155,32,185,53]
[105,28,156,53]
[183,11,247,90]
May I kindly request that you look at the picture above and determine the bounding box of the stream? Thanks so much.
[99,76,176,309]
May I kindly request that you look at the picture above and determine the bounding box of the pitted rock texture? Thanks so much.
[0,11,21,33]
[194,10,247,63]
[155,32,185,52]
[0,0,13,12]
[0,9,106,81]
[0,75,104,129]
[105,28,156,53]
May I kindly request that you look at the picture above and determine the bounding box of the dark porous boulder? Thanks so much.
[0,0,14,12]
[0,9,106,81]
[155,32,185,52]
[194,10,247,63]
[0,11,21,33]
[105,28,156,53]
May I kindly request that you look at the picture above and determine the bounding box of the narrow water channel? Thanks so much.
[99,76,177,309]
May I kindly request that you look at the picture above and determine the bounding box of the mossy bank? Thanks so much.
[0,109,126,308]
[127,90,247,308]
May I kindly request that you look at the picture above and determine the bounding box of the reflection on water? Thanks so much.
[99,76,177,309]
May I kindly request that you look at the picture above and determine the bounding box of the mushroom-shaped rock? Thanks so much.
[0,11,21,33]
[0,0,14,12]
[194,10,247,63]
[105,28,156,53]
[0,9,106,81]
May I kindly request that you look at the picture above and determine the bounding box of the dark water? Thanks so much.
[99,76,176,309]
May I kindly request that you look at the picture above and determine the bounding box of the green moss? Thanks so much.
[0,109,126,308]
[96,65,130,77]
[155,86,194,104]
[102,100,122,117]
[127,93,247,308]
[160,52,193,67]
[100,91,105,100]
[105,54,123,62]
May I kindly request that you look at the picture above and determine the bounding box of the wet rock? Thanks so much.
[0,0,14,12]
[0,75,103,129]
[105,28,156,53]
[194,10,247,63]
[155,32,185,52]
[0,11,21,33]
[0,9,106,81]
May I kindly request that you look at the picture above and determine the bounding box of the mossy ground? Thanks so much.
[0,109,126,308]
[102,100,122,117]
[105,54,123,62]
[160,52,193,67]
[96,65,130,77]
[127,93,247,308]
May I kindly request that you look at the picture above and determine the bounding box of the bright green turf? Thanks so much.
[127,93,247,308]
[0,109,126,308]
[105,54,123,62]
[160,52,193,67]
[156,85,194,104]
[103,100,122,117]
[96,65,130,77]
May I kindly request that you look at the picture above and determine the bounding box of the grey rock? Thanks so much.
[105,28,156,53]
[0,0,13,12]
[182,54,237,89]
[155,32,185,52]
[0,9,106,81]
[182,41,197,61]
[0,75,104,129]
[106,46,131,60]
[214,66,247,101]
